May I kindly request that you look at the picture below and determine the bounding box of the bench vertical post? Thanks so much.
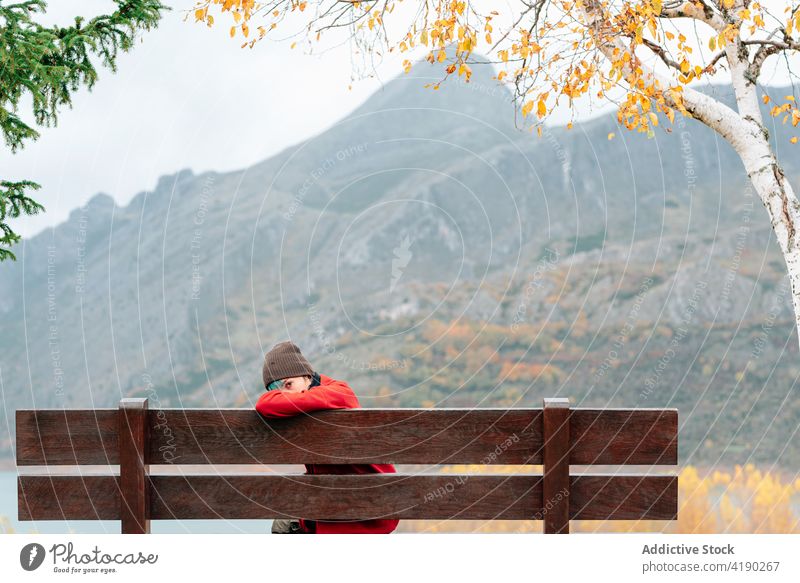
[543,398,570,534]
[119,398,150,534]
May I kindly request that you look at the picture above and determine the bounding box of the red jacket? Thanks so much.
[255,374,399,534]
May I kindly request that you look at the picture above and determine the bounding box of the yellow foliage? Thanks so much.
[191,0,799,143]
[0,515,14,533]
[499,360,564,383]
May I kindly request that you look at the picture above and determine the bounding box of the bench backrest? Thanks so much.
[16,397,678,533]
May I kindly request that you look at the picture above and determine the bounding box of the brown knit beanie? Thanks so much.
[262,341,314,387]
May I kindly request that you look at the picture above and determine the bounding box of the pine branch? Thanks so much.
[0,179,43,261]
[0,0,169,261]
[1,0,169,151]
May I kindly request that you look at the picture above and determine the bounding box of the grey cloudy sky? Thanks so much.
[2,1,421,237]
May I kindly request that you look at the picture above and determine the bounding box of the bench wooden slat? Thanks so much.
[17,408,677,466]
[570,409,678,465]
[570,475,678,520]
[18,473,677,521]
[18,473,120,521]
[16,410,118,466]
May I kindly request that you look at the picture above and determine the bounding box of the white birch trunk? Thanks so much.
[738,137,800,338]
[578,0,800,349]
[724,31,800,345]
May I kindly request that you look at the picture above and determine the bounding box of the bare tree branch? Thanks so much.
[641,37,683,72]
[660,1,726,32]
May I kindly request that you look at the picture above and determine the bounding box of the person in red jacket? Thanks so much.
[256,340,399,534]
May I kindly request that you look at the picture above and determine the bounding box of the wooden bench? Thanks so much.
[16,397,678,533]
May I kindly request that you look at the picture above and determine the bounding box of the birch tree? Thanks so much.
[193,0,800,345]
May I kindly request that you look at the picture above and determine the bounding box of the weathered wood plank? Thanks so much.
[18,474,120,521]
[17,408,677,466]
[16,410,118,465]
[119,399,150,534]
[18,473,677,521]
[145,408,543,465]
[570,475,678,520]
[570,409,678,465]
[543,398,570,534]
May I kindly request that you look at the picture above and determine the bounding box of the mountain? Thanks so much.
[1,53,799,468]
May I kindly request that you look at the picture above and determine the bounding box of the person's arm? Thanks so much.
[255,379,358,418]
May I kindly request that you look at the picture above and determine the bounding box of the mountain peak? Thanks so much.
[155,168,194,194]
[84,192,115,211]
[405,45,501,84]
[352,48,516,130]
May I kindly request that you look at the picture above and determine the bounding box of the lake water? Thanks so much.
[1,471,274,534]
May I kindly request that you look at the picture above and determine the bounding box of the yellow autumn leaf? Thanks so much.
[522,101,534,118]
[791,137,798,144]
[608,132,616,140]
[537,100,547,118]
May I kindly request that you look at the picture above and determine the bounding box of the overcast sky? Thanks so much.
[3,1,797,238]
[2,1,424,237]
